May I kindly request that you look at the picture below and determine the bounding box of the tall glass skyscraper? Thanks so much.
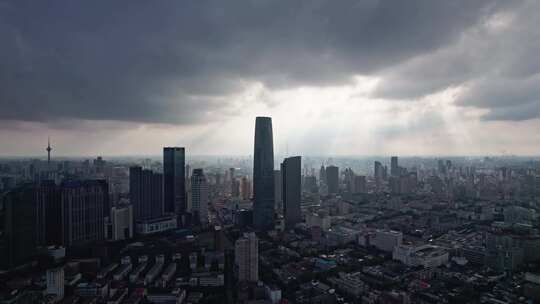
[130,166,163,221]
[281,156,302,229]
[163,147,186,216]
[253,117,275,231]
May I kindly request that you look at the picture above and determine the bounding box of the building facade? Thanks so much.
[235,232,259,282]
[190,168,209,226]
[129,166,163,221]
[60,180,107,247]
[282,156,302,229]
[253,117,275,231]
[163,147,186,216]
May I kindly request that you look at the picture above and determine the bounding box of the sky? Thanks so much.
[1,0,540,157]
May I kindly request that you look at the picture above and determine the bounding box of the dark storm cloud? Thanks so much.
[373,0,540,121]
[0,0,512,125]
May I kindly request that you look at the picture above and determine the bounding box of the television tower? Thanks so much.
[46,137,52,166]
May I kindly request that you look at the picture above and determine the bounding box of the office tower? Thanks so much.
[2,184,37,268]
[374,161,383,185]
[214,226,224,251]
[191,169,209,226]
[60,180,106,247]
[438,159,447,175]
[354,176,367,194]
[235,232,259,282]
[281,156,302,229]
[303,175,318,193]
[389,176,400,194]
[110,204,133,241]
[129,166,163,221]
[185,164,191,180]
[253,117,275,231]
[93,156,106,175]
[46,267,65,301]
[391,156,399,176]
[163,147,186,215]
[325,165,339,194]
[229,168,236,181]
[274,170,282,211]
[224,249,236,304]
[319,165,326,186]
[240,176,251,201]
[36,180,62,246]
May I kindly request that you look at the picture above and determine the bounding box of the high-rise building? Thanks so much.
[231,178,240,198]
[229,168,236,195]
[2,184,37,268]
[129,166,163,221]
[326,165,339,194]
[353,176,367,194]
[191,168,209,226]
[274,170,282,211]
[60,180,107,247]
[374,161,384,186]
[390,156,399,177]
[281,156,302,229]
[110,204,133,241]
[163,147,186,215]
[235,232,259,282]
[240,176,251,201]
[319,165,326,186]
[253,117,275,231]
[46,267,65,301]
[303,175,318,193]
[36,180,62,246]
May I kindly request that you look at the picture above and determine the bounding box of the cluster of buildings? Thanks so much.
[2,117,540,303]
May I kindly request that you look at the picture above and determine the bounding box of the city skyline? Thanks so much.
[2,1,540,156]
[3,2,540,303]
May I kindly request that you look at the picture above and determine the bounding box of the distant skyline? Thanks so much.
[2,1,540,156]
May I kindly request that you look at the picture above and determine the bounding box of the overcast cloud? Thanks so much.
[0,0,539,155]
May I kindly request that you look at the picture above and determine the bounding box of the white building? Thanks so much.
[393,244,449,268]
[110,204,133,241]
[136,215,177,235]
[235,232,259,282]
[266,285,282,304]
[306,213,331,230]
[46,267,65,302]
[370,230,403,252]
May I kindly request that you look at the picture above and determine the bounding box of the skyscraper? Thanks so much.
[46,267,65,301]
[274,170,282,211]
[240,176,251,201]
[36,180,62,246]
[190,168,209,226]
[130,166,163,221]
[235,232,259,282]
[163,147,186,216]
[391,156,399,177]
[319,165,326,186]
[60,180,107,247]
[374,161,383,186]
[326,165,339,194]
[253,117,275,231]
[353,175,367,194]
[2,184,37,268]
[281,156,302,229]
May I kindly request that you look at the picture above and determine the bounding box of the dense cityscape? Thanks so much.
[1,116,540,304]
[4,1,540,303]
